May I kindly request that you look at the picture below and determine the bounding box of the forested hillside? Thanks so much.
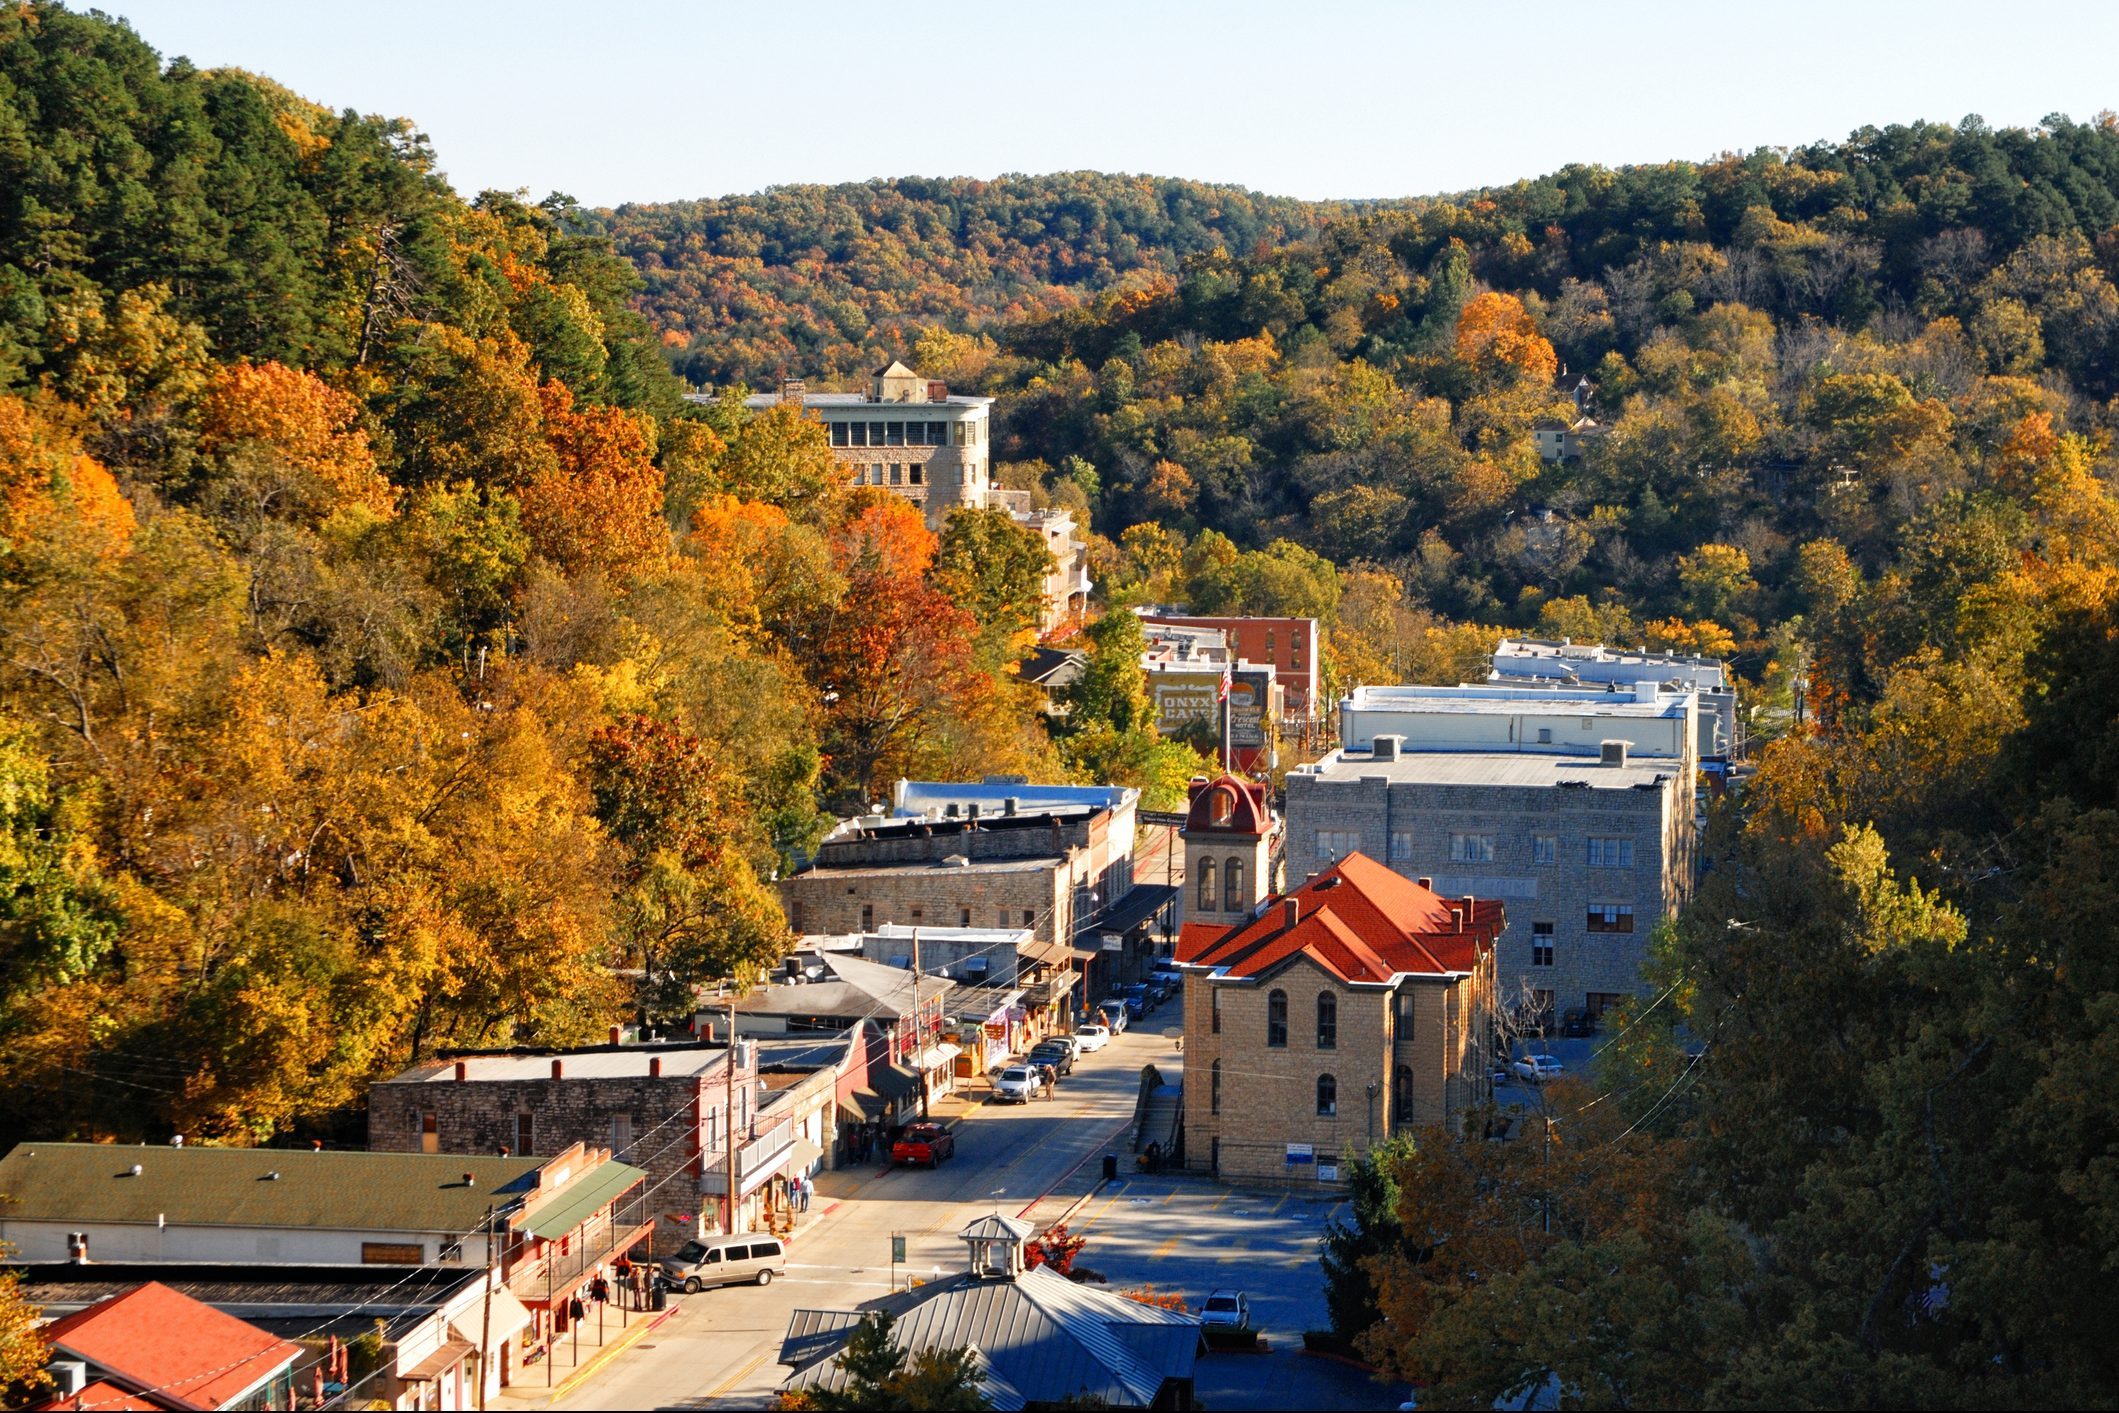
[0,2,1109,1147]
[585,174,1347,387]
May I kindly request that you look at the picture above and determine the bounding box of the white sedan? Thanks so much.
[1200,1290,1250,1329]
[1513,1054,1565,1084]
[1073,1024,1111,1052]
[992,1065,1045,1103]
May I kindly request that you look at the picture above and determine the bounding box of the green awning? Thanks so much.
[517,1160,645,1240]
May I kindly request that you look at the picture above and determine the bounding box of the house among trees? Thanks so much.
[1177,855,1503,1184]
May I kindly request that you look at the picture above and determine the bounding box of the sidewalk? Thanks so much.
[494,1294,682,1408]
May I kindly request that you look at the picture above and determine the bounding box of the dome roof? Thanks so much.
[1183,775,1271,836]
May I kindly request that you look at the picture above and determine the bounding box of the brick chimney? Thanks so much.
[1283,897,1300,929]
[649,1056,662,1079]
[453,1060,468,1082]
[550,1059,564,1080]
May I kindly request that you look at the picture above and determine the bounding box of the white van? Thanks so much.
[659,1233,789,1292]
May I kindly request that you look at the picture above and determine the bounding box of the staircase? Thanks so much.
[1132,1063,1183,1159]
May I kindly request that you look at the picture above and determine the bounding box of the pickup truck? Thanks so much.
[890,1122,956,1167]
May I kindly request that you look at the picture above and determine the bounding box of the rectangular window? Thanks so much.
[1533,835,1557,865]
[954,421,968,446]
[515,1113,534,1157]
[1537,727,1552,744]
[1449,833,1495,863]
[1586,903,1635,933]
[860,904,875,930]
[1586,991,1625,1016]
[890,464,903,485]
[959,908,972,927]
[1265,629,1276,657]
[927,421,946,445]
[998,908,1011,928]
[1389,831,1414,861]
[1022,910,1035,927]
[419,1111,438,1155]
[850,423,868,447]
[1211,989,1222,1035]
[908,907,923,924]
[362,1242,425,1266]
[1531,922,1555,968]
[885,421,905,447]
[1587,837,1635,868]
[910,464,924,485]
[610,1114,633,1151]
[1396,989,1417,1038]
[830,422,849,447]
[1315,828,1361,860]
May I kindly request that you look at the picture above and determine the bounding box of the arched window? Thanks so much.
[1317,1073,1338,1116]
[1211,1060,1222,1115]
[1224,857,1245,911]
[1197,858,1217,912]
[1267,990,1288,1048]
[1393,1064,1415,1123]
[1316,992,1338,1050]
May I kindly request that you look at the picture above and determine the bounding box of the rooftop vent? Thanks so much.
[463,1172,476,1188]
[1373,734,1403,762]
[1600,740,1630,768]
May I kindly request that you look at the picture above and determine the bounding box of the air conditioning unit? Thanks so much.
[50,1363,87,1397]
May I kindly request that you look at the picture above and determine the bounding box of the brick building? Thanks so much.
[1140,612,1322,724]
[1287,683,1698,1027]
[1177,855,1502,1184]
[369,1040,766,1243]
[1179,773,1280,930]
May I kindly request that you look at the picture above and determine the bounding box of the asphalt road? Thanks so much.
[532,1015,1167,1411]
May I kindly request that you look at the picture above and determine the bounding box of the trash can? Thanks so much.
[650,1278,668,1311]
[1102,1153,1119,1182]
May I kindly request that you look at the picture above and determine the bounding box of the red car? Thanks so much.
[890,1122,956,1167]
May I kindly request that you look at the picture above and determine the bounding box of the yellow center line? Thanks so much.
[1073,1181,1131,1234]
[705,1347,771,1400]
[1152,1234,1179,1259]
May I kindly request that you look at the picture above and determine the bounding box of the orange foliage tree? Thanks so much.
[200,361,396,517]
[1453,291,1558,385]
[524,381,669,579]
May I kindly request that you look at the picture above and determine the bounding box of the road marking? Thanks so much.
[1208,1190,1232,1213]
[704,1346,771,1400]
[1075,1182,1131,1233]
[1268,1192,1288,1217]
[1161,1189,1181,1205]
[1152,1234,1179,1259]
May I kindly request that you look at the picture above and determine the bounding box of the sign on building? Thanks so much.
[1285,1142,1314,1166]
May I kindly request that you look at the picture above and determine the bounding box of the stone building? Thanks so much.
[369,1040,768,1241]
[1286,682,1698,1027]
[1177,855,1502,1184]
[1140,612,1322,725]
[732,362,1091,627]
[1179,773,1279,931]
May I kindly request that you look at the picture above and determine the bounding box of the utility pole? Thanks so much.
[911,928,928,1120]
[725,999,739,1238]
[477,1203,495,1412]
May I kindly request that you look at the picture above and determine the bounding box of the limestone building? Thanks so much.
[1285,682,1699,1028]
[1176,855,1502,1184]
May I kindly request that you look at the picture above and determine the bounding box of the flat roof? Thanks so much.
[736,393,992,410]
[385,1045,731,1084]
[1343,686,1690,719]
[1293,749,1678,791]
[791,857,1059,880]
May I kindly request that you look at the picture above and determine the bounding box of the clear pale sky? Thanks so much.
[103,0,2119,209]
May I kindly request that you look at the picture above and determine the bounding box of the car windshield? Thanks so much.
[675,1241,706,1262]
[1004,1068,1031,1080]
[1206,1296,1237,1310]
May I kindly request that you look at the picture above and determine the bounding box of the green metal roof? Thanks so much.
[0,1144,545,1235]
[518,1159,645,1240]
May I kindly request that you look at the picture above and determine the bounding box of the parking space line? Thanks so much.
[1074,1181,1132,1233]
[1208,1189,1232,1213]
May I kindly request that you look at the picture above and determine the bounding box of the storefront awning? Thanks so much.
[1089,883,1178,937]
[450,1286,533,1347]
[916,1043,962,1071]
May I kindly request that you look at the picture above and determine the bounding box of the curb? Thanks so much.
[544,1300,681,1402]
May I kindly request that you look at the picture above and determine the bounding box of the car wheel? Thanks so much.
[684,1277,702,1294]
[757,1268,774,1287]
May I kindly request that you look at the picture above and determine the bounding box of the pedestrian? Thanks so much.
[797,1174,811,1212]
[567,1294,585,1326]
[632,1263,648,1308]
[590,1272,609,1305]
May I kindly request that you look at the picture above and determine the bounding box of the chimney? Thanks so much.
[1283,897,1300,929]
[1372,734,1402,762]
[1450,906,1464,932]
[926,379,949,402]
[609,1025,623,1046]
[649,1056,662,1079]
[1417,877,1433,891]
[1464,895,1475,929]
[1600,740,1630,768]
[1004,797,1019,817]
[550,1059,564,1080]
[454,1061,468,1082]
[968,802,981,821]
[779,377,805,406]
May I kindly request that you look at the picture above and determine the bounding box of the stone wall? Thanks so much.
[781,861,1069,943]
[1283,772,1690,1018]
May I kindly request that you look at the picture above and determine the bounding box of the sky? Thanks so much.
[103,0,2119,210]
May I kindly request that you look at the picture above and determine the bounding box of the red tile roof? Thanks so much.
[1176,853,1504,984]
[39,1283,299,1411]
[34,1381,159,1412]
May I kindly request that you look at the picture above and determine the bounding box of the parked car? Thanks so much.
[993,1065,1046,1103]
[1199,1289,1251,1329]
[1095,1001,1129,1034]
[1074,1024,1111,1052]
[1513,1054,1565,1084]
[1489,1064,1511,1087]
[1120,983,1151,1018]
[1042,1032,1083,1060]
[1029,1041,1075,1076]
[890,1121,956,1167]
[659,1233,788,1293]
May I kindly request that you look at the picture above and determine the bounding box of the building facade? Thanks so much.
[1140,612,1322,724]
[1177,856,1502,1185]
[1287,683,1698,1027]
[1489,636,1739,767]
[1178,774,1279,930]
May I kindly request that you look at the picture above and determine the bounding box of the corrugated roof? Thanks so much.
[0,1144,544,1235]
[517,1160,645,1240]
[780,1266,1195,1409]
